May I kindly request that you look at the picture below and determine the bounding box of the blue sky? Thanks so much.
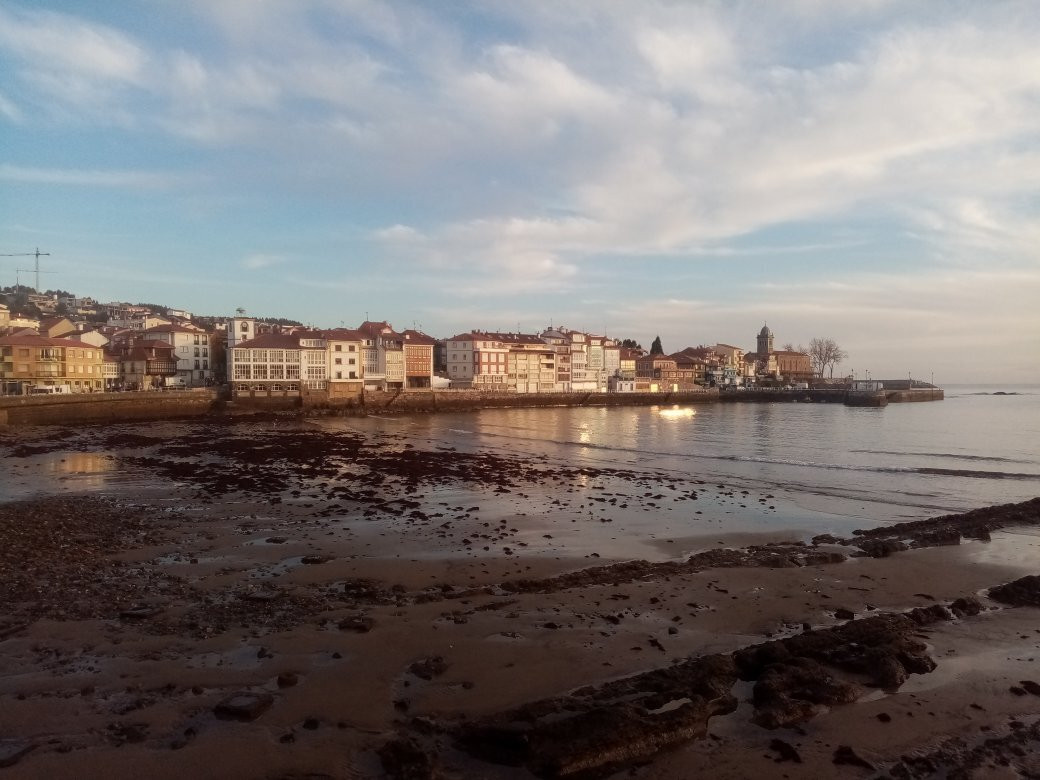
[1,1,1039,382]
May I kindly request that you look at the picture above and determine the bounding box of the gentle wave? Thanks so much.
[463,428,1040,482]
[851,449,1030,465]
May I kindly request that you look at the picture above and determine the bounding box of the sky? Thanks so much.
[1,1,1039,383]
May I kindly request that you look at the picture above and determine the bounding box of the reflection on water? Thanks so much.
[43,452,117,490]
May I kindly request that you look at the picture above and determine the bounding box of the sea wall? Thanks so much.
[358,389,719,414]
[720,387,943,404]
[0,390,219,426]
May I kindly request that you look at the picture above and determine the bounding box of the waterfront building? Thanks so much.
[38,317,77,339]
[0,303,8,329]
[324,328,365,398]
[635,353,698,391]
[445,332,512,390]
[357,321,405,391]
[401,329,436,389]
[0,333,106,394]
[142,323,213,386]
[229,331,327,396]
[119,338,179,390]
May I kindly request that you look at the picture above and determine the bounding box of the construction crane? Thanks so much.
[0,248,52,292]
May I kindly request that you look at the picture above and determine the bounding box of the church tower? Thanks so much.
[757,324,773,356]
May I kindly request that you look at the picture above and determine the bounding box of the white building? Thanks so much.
[142,323,213,386]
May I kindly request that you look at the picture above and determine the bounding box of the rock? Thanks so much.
[338,615,375,633]
[1020,680,1040,696]
[378,737,435,780]
[989,575,1040,607]
[276,672,299,688]
[833,745,874,769]
[0,740,36,768]
[119,605,161,620]
[409,657,448,680]
[301,555,331,564]
[856,539,908,558]
[950,597,982,617]
[214,691,274,721]
[751,658,860,729]
[834,607,855,620]
[768,738,802,763]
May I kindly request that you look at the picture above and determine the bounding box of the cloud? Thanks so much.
[0,164,192,189]
[240,253,285,270]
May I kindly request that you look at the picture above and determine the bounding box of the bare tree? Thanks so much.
[809,337,848,378]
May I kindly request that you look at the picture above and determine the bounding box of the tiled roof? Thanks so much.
[0,334,88,347]
[323,328,365,341]
[401,329,437,345]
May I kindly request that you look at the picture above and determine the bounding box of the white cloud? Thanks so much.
[0,164,191,189]
[240,253,285,270]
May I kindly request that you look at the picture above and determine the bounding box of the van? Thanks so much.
[165,377,188,390]
[27,385,72,395]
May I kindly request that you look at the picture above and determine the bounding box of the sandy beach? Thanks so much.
[2,419,1040,778]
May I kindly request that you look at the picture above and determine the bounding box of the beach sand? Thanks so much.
[1,421,1039,778]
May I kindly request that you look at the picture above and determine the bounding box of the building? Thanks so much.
[324,328,365,398]
[229,331,327,396]
[357,321,405,391]
[0,334,106,394]
[119,339,179,390]
[745,325,810,384]
[0,303,8,330]
[401,329,436,389]
[445,332,511,389]
[142,323,214,386]
[635,353,698,391]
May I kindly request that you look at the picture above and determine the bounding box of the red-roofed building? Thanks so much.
[401,329,436,389]
[0,333,106,394]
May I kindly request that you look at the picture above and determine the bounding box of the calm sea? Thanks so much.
[339,384,1040,522]
[2,385,1037,560]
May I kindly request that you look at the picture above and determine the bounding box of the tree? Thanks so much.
[649,335,664,355]
[809,337,848,379]
[620,338,644,352]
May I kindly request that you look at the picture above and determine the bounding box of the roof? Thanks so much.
[0,334,92,348]
[322,328,365,341]
[143,324,199,335]
[401,329,437,346]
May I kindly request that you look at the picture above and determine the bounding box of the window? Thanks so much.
[334,345,342,352]
[348,357,356,365]
[269,364,284,379]
[252,364,268,379]
[334,357,342,365]
[335,371,342,379]
[286,365,300,379]
[234,349,249,363]
[348,345,356,352]
[194,335,200,344]
[194,348,200,357]
[202,349,208,357]
[254,350,268,363]
[240,322,248,331]
[194,360,200,369]
[286,383,298,391]
[236,383,249,391]
[203,361,208,369]
[349,371,357,379]
[271,384,282,391]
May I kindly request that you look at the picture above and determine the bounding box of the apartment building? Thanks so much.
[229,331,327,395]
[325,328,364,398]
[401,329,436,389]
[142,323,213,386]
[0,334,106,394]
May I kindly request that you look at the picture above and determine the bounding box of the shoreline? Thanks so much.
[2,446,1039,779]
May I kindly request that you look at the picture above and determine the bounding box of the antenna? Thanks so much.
[2,248,52,291]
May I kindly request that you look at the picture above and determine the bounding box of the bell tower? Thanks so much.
[757,324,773,356]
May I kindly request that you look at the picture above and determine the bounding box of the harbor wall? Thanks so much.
[0,390,220,426]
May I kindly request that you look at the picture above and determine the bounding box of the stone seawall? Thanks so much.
[359,389,719,414]
[0,390,220,426]
[719,388,943,404]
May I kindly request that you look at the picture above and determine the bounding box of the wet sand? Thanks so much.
[1,419,1039,778]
